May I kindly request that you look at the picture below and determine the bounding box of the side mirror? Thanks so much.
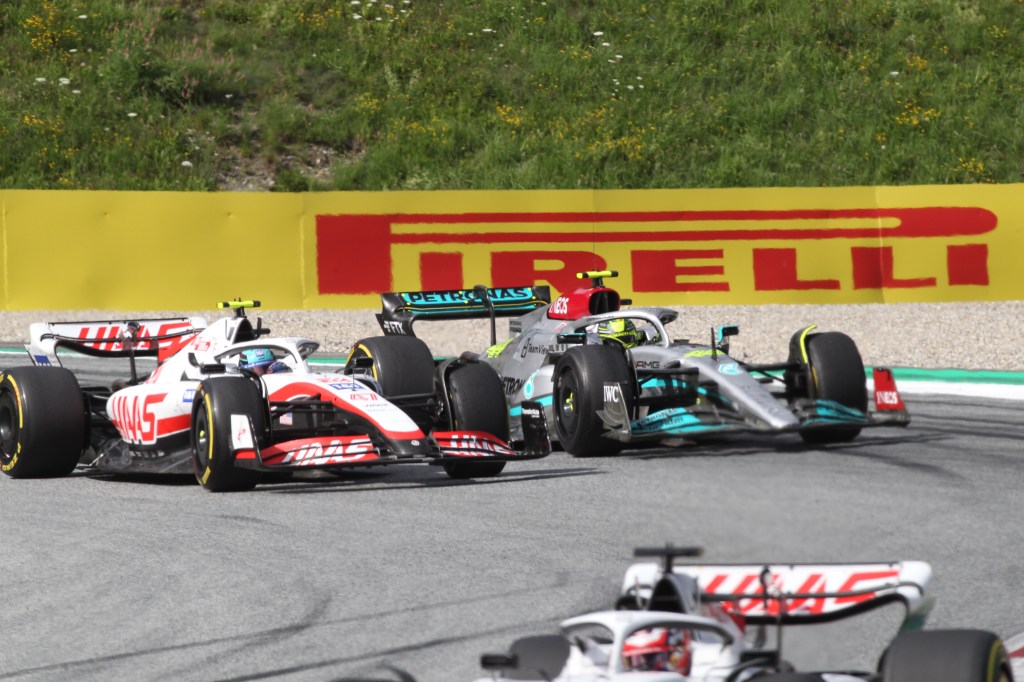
[715,325,739,343]
[714,324,740,355]
[480,653,518,671]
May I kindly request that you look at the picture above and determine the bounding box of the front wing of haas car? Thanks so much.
[228,399,551,473]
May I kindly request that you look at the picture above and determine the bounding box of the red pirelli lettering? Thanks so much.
[316,207,997,295]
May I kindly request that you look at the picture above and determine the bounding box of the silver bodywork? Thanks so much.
[483,306,821,442]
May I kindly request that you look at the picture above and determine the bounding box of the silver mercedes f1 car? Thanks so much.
[375,270,909,456]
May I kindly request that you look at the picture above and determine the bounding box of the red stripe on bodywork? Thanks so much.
[157,414,190,437]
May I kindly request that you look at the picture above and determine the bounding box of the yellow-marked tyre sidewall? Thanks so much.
[0,367,84,478]
[190,379,263,493]
[0,373,24,475]
[195,392,215,486]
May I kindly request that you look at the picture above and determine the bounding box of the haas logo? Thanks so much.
[110,393,167,445]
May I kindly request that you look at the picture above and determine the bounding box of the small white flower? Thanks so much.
[225,93,233,100]
[482,28,494,33]
[72,89,81,95]
[353,13,362,19]
[375,16,382,20]
[350,1,360,4]
[593,31,604,36]
[638,84,644,89]
[127,112,138,118]
[636,76,643,80]
[68,49,78,54]
[602,42,610,47]
[890,71,900,77]
[59,78,71,85]
[77,14,87,19]
[615,54,623,59]
[181,160,193,168]
[881,145,886,150]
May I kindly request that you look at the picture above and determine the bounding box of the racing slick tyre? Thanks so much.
[443,362,508,479]
[879,629,1012,682]
[552,345,635,457]
[347,336,435,398]
[0,367,86,478]
[191,378,266,492]
[798,331,868,445]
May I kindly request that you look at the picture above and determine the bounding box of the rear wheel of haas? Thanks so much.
[443,362,508,479]
[191,378,266,492]
[347,336,435,398]
[880,629,1012,682]
[552,345,635,457]
[0,367,86,478]
[799,331,867,444]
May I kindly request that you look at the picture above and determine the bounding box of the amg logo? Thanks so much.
[603,383,622,403]
[635,360,660,369]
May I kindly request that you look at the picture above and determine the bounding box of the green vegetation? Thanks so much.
[2,0,1022,190]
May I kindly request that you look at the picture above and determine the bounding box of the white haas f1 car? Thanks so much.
[477,545,1014,682]
[376,271,909,456]
[0,301,548,491]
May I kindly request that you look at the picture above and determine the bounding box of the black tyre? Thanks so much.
[552,345,635,456]
[799,331,867,444]
[0,367,86,478]
[880,629,1012,682]
[749,675,823,682]
[347,336,435,398]
[443,362,508,479]
[191,378,266,492]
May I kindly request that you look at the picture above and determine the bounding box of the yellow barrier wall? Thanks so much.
[3,185,1022,310]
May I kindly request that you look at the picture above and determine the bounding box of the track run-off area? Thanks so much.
[1,350,1022,681]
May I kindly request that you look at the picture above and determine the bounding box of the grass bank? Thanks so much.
[3,0,1022,191]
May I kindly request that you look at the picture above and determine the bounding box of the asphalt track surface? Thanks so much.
[1,369,1023,681]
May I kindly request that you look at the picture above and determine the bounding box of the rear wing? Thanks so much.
[27,317,208,366]
[377,286,550,336]
[622,559,933,628]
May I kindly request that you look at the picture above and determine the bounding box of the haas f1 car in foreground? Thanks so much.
[376,271,909,456]
[477,545,1014,682]
[0,301,548,491]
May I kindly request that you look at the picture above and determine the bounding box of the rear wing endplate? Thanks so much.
[622,559,933,629]
[26,317,208,366]
[377,286,550,336]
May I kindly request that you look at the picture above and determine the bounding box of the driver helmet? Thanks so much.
[241,348,275,371]
[596,318,642,349]
[621,627,692,673]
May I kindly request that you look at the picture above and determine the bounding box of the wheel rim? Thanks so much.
[557,370,580,436]
[0,396,18,460]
